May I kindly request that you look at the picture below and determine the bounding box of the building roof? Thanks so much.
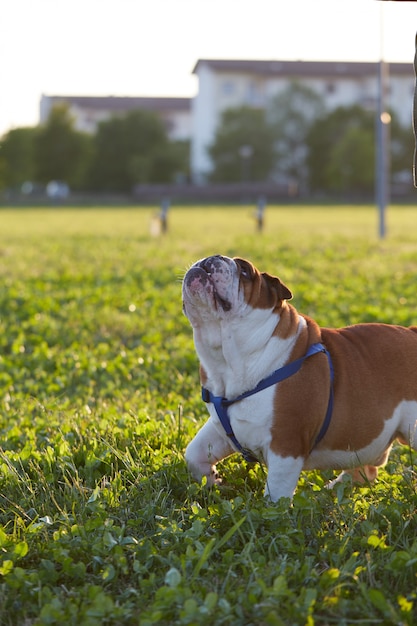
[44,95,192,112]
[192,58,412,78]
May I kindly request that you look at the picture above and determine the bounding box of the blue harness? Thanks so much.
[201,342,334,463]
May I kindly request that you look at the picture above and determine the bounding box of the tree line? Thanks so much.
[0,106,189,194]
[0,83,413,196]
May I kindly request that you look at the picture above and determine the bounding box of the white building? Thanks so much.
[39,95,191,141]
[40,59,414,185]
[191,59,413,183]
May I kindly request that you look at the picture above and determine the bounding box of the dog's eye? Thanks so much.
[239,263,252,279]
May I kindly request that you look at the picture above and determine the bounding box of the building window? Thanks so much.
[222,80,235,96]
[246,80,262,106]
[326,82,336,94]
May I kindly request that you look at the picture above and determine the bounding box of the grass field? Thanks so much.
[1,204,417,625]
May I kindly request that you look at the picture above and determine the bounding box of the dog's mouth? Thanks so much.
[213,290,232,312]
[198,261,232,312]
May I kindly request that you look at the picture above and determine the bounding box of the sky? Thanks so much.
[1,0,417,137]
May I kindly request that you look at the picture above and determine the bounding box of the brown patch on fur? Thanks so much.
[319,324,417,450]
[270,314,417,459]
[272,302,308,342]
[270,312,330,457]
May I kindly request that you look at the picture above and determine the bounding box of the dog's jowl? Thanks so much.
[182,255,417,502]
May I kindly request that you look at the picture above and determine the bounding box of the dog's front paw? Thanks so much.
[206,466,222,486]
[186,455,222,487]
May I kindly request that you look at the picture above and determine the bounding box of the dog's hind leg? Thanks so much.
[326,465,380,490]
[397,401,417,451]
[326,445,393,489]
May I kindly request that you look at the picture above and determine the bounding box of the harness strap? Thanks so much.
[202,342,334,463]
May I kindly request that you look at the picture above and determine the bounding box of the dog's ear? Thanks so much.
[262,273,293,301]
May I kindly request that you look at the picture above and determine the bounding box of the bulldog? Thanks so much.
[182,255,417,502]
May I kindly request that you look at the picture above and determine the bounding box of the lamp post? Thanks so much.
[375,3,390,239]
[413,31,417,187]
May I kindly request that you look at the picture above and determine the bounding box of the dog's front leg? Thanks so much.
[264,449,305,502]
[185,419,234,486]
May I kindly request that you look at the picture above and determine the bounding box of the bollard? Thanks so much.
[256,196,266,232]
[160,197,170,233]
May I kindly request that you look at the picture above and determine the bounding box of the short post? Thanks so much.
[160,197,170,233]
[256,196,266,232]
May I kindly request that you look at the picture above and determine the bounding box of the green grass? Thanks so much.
[0,204,417,625]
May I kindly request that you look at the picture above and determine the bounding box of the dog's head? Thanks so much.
[182,255,292,327]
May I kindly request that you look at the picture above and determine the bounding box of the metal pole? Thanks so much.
[376,5,390,239]
[413,32,417,187]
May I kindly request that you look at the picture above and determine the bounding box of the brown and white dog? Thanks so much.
[182,255,417,502]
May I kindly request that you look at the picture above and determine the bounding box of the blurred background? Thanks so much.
[1,0,416,204]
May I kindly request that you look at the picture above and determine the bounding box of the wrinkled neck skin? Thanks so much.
[192,301,302,399]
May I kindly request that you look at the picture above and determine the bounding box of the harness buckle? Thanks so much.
[201,387,211,403]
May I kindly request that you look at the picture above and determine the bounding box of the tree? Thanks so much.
[169,140,190,183]
[0,127,37,189]
[267,82,325,190]
[34,105,92,188]
[327,125,375,194]
[208,106,275,183]
[87,109,179,191]
[307,105,376,195]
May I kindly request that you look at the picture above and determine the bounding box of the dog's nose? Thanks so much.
[200,255,223,273]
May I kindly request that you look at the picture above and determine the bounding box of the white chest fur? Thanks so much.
[202,315,307,459]
[198,309,306,397]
